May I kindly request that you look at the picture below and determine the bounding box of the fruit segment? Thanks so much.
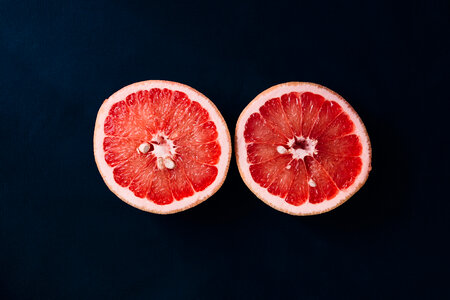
[147,168,173,205]
[249,155,293,188]
[167,101,209,140]
[304,156,339,203]
[267,160,296,198]
[285,159,309,206]
[314,153,362,190]
[244,91,364,206]
[300,92,325,137]
[319,113,354,141]
[281,92,303,137]
[316,135,362,157]
[246,143,281,164]
[105,101,149,139]
[180,159,218,192]
[176,142,221,165]
[148,88,175,130]
[167,164,195,200]
[129,157,157,198]
[244,113,288,144]
[104,136,142,167]
[102,88,222,205]
[259,98,294,139]
[176,121,218,145]
[309,101,343,139]
[113,152,153,188]
[162,91,191,137]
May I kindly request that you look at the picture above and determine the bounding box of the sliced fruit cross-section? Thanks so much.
[235,82,371,215]
[94,80,231,214]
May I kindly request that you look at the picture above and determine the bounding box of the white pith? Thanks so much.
[94,80,231,214]
[236,82,371,215]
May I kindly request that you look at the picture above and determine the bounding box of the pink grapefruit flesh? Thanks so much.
[235,82,371,215]
[94,80,231,214]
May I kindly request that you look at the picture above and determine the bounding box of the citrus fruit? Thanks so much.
[235,82,371,215]
[94,80,231,214]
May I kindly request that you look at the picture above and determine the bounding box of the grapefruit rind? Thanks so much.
[235,82,371,216]
[94,80,232,214]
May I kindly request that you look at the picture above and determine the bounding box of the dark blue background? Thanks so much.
[1,0,449,299]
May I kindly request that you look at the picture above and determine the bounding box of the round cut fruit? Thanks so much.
[235,82,371,215]
[94,80,231,214]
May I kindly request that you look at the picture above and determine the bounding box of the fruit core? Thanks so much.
[283,136,318,160]
[137,135,177,170]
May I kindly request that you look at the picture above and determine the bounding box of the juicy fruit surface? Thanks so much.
[103,88,221,205]
[244,92,363,206]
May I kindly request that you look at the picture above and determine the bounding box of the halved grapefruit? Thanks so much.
[94,80,231,214]
[235,82,371,215]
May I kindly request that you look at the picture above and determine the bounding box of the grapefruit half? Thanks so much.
[94,80,231,214]
[235,82,371,215]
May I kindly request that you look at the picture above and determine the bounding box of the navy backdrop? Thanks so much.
[1,0,449,299]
